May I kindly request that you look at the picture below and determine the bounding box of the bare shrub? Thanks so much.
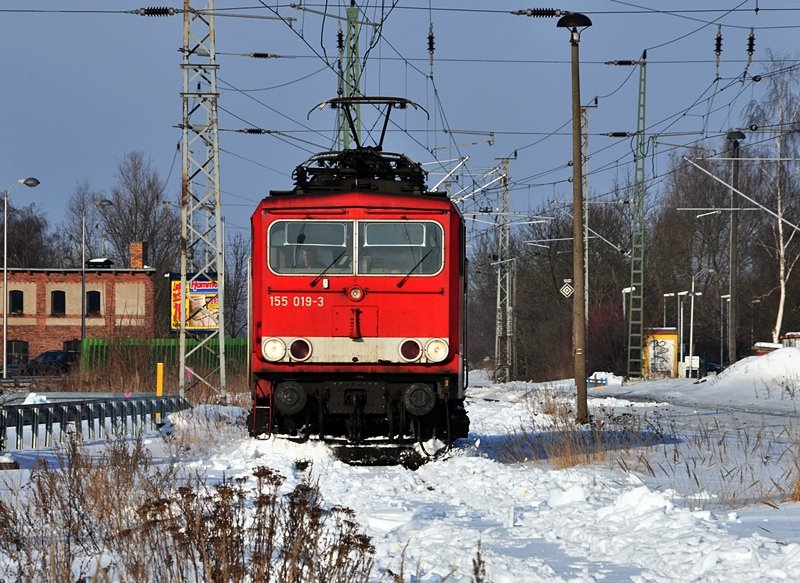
[0,437,375,582]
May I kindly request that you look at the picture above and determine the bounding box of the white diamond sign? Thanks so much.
[560,283,574,298]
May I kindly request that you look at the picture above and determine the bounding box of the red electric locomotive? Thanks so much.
[248,97,469,444]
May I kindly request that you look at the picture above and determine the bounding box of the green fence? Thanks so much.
[80,338,248,373]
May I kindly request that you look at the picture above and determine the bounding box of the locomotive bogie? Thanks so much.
[248,374,467,443]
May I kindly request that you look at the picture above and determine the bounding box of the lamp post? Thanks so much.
[81,199,114,341]
[720,294,731,366]
[663,292,676,327]
[677,291,689,364]
[558,11,592,424]
[3,177,40,379]
[687,268,714,378]
[750,297,761,347]
[727,130,745,366]
[622,286,635,319]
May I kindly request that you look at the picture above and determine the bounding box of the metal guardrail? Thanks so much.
[0,395,191,452]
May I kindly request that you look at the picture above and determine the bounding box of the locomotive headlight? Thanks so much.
[399,339,422,362]
[348,286,364,301]
[424,338,449,363]
[289,338,312,361]
[262,337,286,362]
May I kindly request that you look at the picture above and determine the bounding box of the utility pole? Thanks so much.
[494,158,513,383]
[558,12,591,424]
[180,0,227,401]
[727,130,745,365]
[512,7,590,421]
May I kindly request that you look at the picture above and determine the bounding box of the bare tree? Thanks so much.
[513,208,574,380]
[66,152,181,334]
[62,181,112,268]
[2,202,56,268]
[224,230,249,338]
[745,53,800,342]
[466,233,497,370]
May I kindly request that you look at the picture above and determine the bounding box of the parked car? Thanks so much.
[21,350,77,376]
[705,361,724,374]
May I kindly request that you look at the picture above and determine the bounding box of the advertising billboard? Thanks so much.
[170,277,219,332]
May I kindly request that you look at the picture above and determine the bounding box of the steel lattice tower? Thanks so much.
[337,1,362,149]
[626,52,647,378]
[494,159,513,383]
[179,0,227,400]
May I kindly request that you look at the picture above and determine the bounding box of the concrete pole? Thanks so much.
[727,132,745,365]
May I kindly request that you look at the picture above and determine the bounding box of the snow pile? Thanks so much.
[8,355,800,580]
[22,393,48,405]
[701,348,800,409]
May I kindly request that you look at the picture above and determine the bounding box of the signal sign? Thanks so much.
[560,283,574,298]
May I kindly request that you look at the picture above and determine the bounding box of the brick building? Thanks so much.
[3,242,156,365]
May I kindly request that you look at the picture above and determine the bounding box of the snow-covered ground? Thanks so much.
[7,348,800,581]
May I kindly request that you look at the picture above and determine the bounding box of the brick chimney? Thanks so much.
[130,241,148,269]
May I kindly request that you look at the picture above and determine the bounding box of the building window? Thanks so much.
[9,290,23,315]
[86,291,101,316]
[7,340,28,365]
[51,290,66,316]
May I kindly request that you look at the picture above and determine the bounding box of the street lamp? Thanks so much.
[687,268,714,378]
[720,294,731,367]
[622,286,635,318]
[677,291,689,363]
[727,130,745,366]
[663,292,676,327]
[81,199,114,341]
[558,11,592,423]
[3,177,40,379]
[750,297,762,347]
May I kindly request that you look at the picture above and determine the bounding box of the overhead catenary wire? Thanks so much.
[4,0,798,239]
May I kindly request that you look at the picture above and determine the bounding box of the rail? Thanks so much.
[0,394,191,452]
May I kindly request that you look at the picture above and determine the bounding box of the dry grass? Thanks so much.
[54,349,252,409]
[0,431,489,583]
[0,434,376,582]
[501,384,800,510]
[498,387,665,469]
[620,415,800,509]
[789,454,800,502]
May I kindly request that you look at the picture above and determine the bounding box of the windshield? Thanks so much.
[358,221,443,275]
[267,219,443,276]
[268,220,353,275]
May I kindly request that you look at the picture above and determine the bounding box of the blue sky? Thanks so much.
[1,1,798,242]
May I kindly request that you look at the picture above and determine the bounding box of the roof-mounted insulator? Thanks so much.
[511,8,564,17]
[428,23,435,68]
[747,28,755,65]
[132,7,178,16]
